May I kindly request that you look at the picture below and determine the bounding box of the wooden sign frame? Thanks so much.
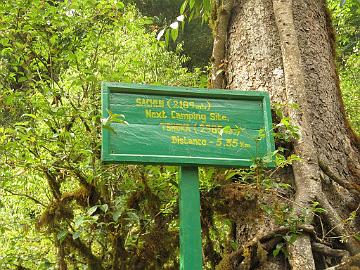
[101,82,275,168]
[101,82,276,270]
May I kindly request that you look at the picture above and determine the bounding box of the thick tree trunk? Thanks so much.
[213,0,360,269]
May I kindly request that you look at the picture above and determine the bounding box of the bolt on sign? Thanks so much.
[101,82,275,167]
[101,82,275,270]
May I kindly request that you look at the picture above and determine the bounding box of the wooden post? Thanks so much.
[179,166,202,270]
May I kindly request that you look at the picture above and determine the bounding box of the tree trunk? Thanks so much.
[214,0,360,268]
[56,237,68,270]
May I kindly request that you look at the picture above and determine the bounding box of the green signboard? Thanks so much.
[101,82,275,270]
[101,82,275,167]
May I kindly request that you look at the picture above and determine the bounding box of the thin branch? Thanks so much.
[66,237,105,270]
[210,0,234,88]
[1,187,46,207]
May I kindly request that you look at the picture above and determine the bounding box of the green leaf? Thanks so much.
[180,0,188,14]
[57,230,68,243]
[157,29,165,41]
[100,204,108,213]
[355,234,360,241]
[87,205,98,216]
[116,1,125,9]
[18,77,27,83]
[225,170,238,180]
[113,209,122,222]
[189,9,196,21]
[203,0,211,14]
[283,233,297,244]
[171,28,178,42]
[21,114,37,119]
[74,216,86,227]
[141,17,153,25]
[165,29,170,45]
[73,231,80,240]
[273,242,284,257]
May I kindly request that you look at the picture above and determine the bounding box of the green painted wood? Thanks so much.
[179,166,202,270]
[102,82,275,167]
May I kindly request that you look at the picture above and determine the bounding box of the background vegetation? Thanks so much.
[328,0,360,134]
[0,0,358,269]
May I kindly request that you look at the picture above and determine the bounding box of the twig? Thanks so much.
[1,187,46,207]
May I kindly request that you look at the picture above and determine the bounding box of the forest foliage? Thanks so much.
[328,0,360,134]
[0,0,358,269]
[0,1,204,268]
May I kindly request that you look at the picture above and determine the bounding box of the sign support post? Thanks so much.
[179,166,202,270]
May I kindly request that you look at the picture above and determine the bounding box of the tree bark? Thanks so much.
[211,0,234,89]
[56,237,68,270]
[111,234,127,270]
[213,0,360,268]
[272,0,320,268]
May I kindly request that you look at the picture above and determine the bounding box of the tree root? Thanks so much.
[317,195,360,255]
[311,242,349,258]
[319,159,360,196]
[216,222,357,270]
[324,253,360,270]
[216,224,316,269]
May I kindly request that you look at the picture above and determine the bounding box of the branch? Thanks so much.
[66,237,104,270]
[41,168,61,199]
[1,187,46,207]
[210,0,234,89]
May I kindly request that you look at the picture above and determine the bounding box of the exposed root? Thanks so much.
[273,0,323,267]
[216,224,316,269]
[311,242,349,258]
[317,196,360,255]
[319,159,360,196]
[324,253,360,270]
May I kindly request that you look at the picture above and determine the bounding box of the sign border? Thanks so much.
[101,82,275,167]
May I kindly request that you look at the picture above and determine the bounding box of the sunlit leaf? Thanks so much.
[57,230,68,243]
[170,21,179,29]
[87,206,98,216]
[100,204,108,213]
[176,15,185,22]
[171,28,178,42]
[156,29,165,40]
[72,231,80,240]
